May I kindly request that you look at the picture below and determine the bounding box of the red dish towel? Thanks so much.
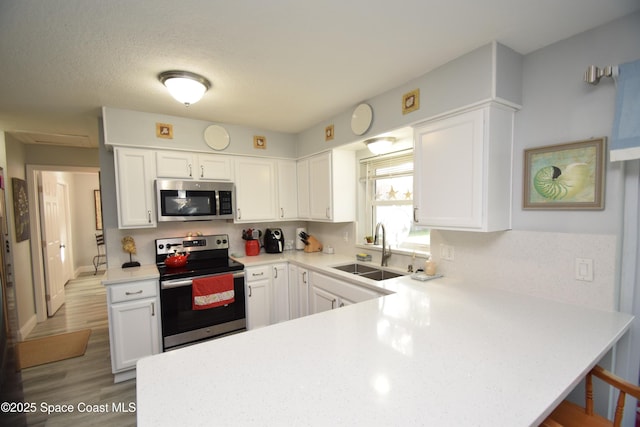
[192,274,235,310]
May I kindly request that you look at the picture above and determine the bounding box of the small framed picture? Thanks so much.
[253,135,266,149]
[156,123,173,139]
[523,137,606,210]
[402,89,420,114]
[325,124,334,141]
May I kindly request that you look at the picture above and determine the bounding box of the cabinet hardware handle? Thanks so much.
[147,210,152,223]
[151,302,155,316]
[280,208,284,218]
[413,207,418,223]
[188,164,193,177]
[302,271,307,284]
[274,267,278,279]
[248,285,252,297]
[339,302,345,308]
[326,207,330,218]
[125,290,143,295]
[252,272,264,277]
[331,299,337,309]
[200,165,204,178]
[237,208,241,220]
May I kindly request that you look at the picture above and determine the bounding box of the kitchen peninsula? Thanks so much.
[136,254,633,426]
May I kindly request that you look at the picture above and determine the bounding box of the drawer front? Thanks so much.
[109,279,158,304]
[245,265,271,282]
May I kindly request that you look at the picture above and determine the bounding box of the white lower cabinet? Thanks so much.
[245,265,271,330]
[288,265,310,319]
[106,279,161,383]
[309,272,379,315]
[271,263,289,324]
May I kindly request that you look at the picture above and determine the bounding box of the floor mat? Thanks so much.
[16,329,91,370]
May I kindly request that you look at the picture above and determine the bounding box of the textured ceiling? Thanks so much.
[1,1,639,148]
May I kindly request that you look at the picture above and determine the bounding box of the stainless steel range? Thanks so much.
[155,234,245,350]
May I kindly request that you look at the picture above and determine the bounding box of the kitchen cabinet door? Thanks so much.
[310,285,338,314]
[234,158,277,222]
[245,266,271,330]
[109,297,160,374]
[308,152,332,220]
[197,154,232,180]
[296,158,310,219]
[272,263,289,324]
[156,150,196,179]
[288,264,300,319]
[299,150,356,222]
[413,103,513,231]
[277,160,298,219]
[114,147,156,228]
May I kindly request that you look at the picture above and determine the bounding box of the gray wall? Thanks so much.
[512,12,640,234]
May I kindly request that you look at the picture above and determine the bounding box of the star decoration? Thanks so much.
[387,186,397,199]
[404,190,412,199]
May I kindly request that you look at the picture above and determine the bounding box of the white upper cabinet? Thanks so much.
[276,160,298,220]
[156,151,195,179]
[156,150,232,181]
[197,154,232,180]
[114,147,157,229]
[234,157,277,222]
[298,150,355,222]
[296,158,310,219]
[413,103,514,232]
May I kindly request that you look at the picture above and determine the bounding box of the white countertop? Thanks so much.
[136,252,633,426]
[102,264,159,285]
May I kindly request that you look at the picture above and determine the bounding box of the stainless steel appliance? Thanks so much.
[156,234,245,350]
[264,228,284,253]
[155,180,235,222]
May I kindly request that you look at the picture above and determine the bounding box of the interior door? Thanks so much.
[56,182,72,283]
[39,172,65,316]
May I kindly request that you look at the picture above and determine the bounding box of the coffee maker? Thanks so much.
[264,228,284,253]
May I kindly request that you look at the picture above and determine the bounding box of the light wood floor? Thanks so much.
[18,272,136,426]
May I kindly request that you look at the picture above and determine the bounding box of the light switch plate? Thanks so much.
[575,258,594,282]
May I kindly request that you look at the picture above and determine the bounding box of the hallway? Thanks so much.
[8,273,136,426]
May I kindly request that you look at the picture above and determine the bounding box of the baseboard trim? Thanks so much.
[18,314,38,341]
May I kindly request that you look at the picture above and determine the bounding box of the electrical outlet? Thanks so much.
[575,258,593,282]
[440,244,455,261]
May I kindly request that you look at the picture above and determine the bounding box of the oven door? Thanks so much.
[160,271,246,350]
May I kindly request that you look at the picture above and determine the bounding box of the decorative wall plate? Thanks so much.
[351,103,373,135]
[204,125,230,150]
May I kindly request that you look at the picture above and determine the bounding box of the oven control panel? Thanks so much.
[156,234,229,255]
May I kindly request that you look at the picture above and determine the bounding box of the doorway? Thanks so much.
[26,166,101,323]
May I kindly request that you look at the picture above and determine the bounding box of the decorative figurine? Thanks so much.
[121,236,141,268]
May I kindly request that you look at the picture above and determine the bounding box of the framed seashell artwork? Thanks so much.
[523,137,606,210]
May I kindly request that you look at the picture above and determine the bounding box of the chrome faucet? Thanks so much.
[374,222,391,267]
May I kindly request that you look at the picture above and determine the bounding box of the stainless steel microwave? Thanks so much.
[155,180,235,222]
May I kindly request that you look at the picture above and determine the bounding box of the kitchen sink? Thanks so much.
[358,270,405,281]
[331,263,405,281]
[332,263,378,275]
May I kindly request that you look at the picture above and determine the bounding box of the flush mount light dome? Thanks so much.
[365,137,396,155]
[159,70,211,106]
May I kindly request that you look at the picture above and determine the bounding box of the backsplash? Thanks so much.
[430,229,617,311]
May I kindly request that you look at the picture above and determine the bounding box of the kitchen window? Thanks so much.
[359,150,429,253]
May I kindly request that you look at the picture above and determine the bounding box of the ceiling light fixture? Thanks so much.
[365,137,396,155]
[159,70,211,106]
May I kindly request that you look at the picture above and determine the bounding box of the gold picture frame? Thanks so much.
[253,135,266,149]
[156,122,173,139]
[523,137,606,210]
[325,124,334,141]
[402,89,420,114]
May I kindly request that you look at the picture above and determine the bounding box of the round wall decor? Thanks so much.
[350,103,373,135]
[204,125,230,150]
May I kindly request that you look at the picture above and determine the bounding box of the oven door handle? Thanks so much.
[161,271,245,290]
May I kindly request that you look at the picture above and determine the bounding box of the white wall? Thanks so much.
[69,172,101,273]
